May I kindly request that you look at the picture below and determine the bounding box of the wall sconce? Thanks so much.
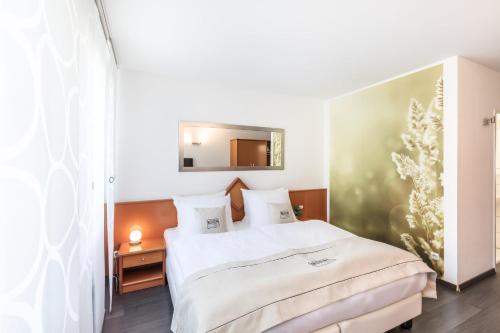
[129,225,142,245]
[191,128,208,145]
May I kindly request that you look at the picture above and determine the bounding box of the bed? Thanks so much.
[162,181,436,333]
[165,220,436,333]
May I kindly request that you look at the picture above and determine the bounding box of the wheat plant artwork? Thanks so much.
[330,65,444,278]
[271,131,283,167]
[391,77,444,276]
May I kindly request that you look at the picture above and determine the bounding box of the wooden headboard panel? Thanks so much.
[113,199,177,248]
[109,178,327,250]
[105,178,327,275]
[225,177,249,221]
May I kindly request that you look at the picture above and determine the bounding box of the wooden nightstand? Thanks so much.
[118,238,166,294]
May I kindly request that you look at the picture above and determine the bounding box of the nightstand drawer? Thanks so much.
[123,251,163,268]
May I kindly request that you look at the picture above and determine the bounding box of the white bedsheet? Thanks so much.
[164,221,428,332]
[167,221,355,281]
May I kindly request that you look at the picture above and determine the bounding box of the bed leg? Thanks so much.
[400,319,413,330]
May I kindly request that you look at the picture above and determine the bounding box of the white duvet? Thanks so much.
[167,220,355,283]
[167,221,432,333]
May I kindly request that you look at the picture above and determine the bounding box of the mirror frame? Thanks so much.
[178,121,285,172]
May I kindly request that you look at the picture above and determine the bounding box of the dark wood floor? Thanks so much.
[103,266,499,333]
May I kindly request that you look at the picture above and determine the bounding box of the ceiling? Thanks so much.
[104,0,500,98]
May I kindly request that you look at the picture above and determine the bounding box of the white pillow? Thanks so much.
[268,202,295,224]
[194,206,228,234]
[241,188,296,227]
[241,188,283,223]
[173,192,234,237]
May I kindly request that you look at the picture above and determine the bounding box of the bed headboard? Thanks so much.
[104,178,327,274]
[225,177,249,221]
[107,178,327,251]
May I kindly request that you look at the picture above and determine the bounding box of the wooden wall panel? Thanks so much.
[289,188,327,222]
[113,199,177,248]
[225,177,249,221]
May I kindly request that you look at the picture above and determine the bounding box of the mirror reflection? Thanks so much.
[179,122,284,171]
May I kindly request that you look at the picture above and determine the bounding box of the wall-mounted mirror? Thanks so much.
[179,121,284,171]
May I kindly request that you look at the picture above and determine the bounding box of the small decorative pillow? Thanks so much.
[194,206,227,234]
[268,203,295,224]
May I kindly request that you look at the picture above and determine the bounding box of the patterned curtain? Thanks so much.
[106,57,116,313]
[0,0,116,331]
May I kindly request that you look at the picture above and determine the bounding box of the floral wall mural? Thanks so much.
[391,77,444,275]
[329,65,444,276]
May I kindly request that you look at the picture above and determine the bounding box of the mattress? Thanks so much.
[164,221,428,332]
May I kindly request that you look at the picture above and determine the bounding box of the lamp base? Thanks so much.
[129,240,142,245]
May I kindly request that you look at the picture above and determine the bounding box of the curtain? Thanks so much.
[0,0,116,331]
[106,50,117,312]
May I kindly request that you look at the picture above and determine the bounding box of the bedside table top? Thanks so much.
[118,238,165,257]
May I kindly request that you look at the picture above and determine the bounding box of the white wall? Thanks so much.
[442,56,500,285]
[0,1,115,332]
[496,121,500,258]
[456,57,500,284]
[115,70,325,201]
[442,57,459,284]
[496,125,500,197]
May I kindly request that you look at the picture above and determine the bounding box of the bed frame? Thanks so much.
[309,294,418,333]
[109,178,419,332]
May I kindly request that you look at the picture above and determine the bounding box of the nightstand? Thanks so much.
[118,238,166,294]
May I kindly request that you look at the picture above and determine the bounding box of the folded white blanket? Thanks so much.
[169,220,355,283]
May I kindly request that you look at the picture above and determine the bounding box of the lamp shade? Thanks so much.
[129,225,142,245]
